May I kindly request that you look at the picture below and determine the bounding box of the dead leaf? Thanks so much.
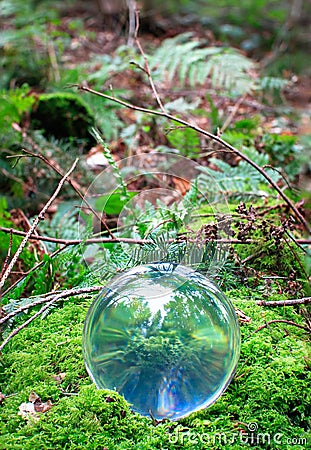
[52,372,66,383]
[34,399,53,413]
[18,402,38,422]
[18,392,53,422]
[28,391,40,403]
[172,176,190,196]
[0,392,6,405]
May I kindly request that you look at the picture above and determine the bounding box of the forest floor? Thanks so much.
[0,2,310,449]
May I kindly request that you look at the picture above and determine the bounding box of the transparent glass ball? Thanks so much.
[83,263,240,421]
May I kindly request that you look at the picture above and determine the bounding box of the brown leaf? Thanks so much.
[19,392,53,420]
[28,391,40,403]
[172,176,190,196]
[0,392,6,405]
[52,372,66,383]
[34,399,53,413]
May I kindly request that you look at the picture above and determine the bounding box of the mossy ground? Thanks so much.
[1,287,310,450]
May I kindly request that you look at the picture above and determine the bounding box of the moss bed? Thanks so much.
[0,286,310,449]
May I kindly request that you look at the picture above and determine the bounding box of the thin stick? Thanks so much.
[1,229,13,277]
[0,286,101,351]
[0,227,270,245]
[1,246,67,298]
[0,159,78,293]
[0,286,102,326]
[2,225,311,249]
[256,297,311,307]
[253,319,310,334]
[220,93,247,133]
[76,84,311,234]
[133,9,166,113]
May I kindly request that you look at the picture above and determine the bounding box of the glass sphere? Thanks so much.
[83,263,240,421]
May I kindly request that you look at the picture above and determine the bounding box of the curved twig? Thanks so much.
[75,84,311,235]
[0,286,102,326]
[253,319,310,334]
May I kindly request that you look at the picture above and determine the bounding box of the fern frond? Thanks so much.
[197,147,282,199]
[149,33,256,96]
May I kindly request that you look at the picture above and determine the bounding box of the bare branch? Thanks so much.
[0,286,102,326]
[76,84,311,235]
[1,226,311,248]
[134,9,166,113]
[256,297,311,307]
[253,319,310,334]
[0,286,102,351]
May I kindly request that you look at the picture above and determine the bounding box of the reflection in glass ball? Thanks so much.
[83,263,240,421]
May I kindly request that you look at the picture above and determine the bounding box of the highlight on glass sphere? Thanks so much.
[83,263,240,421]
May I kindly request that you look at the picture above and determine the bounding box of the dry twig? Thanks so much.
[0,286,102,327]
[253,319,310,334]
[256,297,311,307]
[133,8,166,113]
[76,84,311,235]
[0,286,102,351]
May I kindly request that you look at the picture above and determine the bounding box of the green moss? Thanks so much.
[1,288,310,449]
[30,92,95,146]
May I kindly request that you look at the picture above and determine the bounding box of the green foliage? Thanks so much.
[0,200,36,282]
[0,0,76,89]
[197,147,281,200]
[0,85,34,146]
[166,126,200,158]
[261,133,307,180]
[87,45,139,88]
[92,129,128,199]
[149,33,255,97]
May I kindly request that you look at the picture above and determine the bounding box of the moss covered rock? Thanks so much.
[31,92,95,146]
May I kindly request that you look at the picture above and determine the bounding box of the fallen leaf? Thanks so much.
[52,372,66,383]
[0,392,6,405]
[18,402,38,422]
[34,399,53,413]
[29,391,40,403]
[172,176,190,196]
[18,392,53,422]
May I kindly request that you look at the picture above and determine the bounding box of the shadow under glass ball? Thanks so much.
[83,263,240,421]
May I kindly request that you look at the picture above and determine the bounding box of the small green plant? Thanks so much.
[166,126,200,158]
[197,146,281,200]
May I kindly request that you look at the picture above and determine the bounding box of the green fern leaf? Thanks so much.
[149,34,256,96]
